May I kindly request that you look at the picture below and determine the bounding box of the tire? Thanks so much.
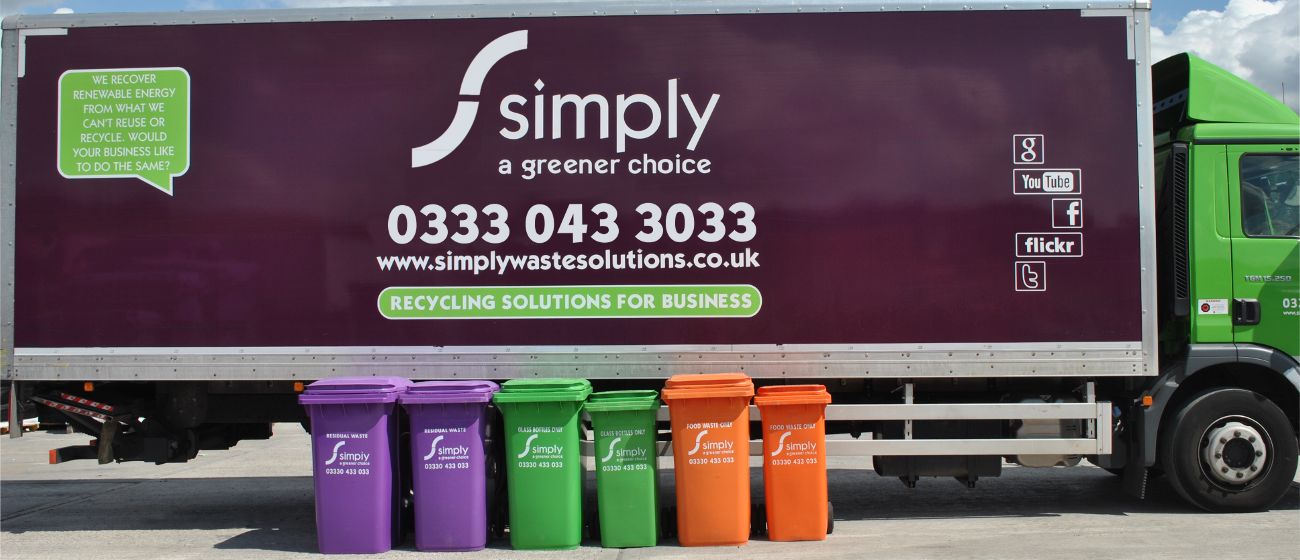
[750,503,767,537]
[584,499,601,541]
[826,501,834,535]
[660,505,677,539]
[1159,388,1298,512]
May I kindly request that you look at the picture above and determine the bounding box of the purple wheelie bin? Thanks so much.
[400,380,500,552]
[299,377,411,554]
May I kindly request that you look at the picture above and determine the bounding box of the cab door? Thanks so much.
[1228,147,1300,358]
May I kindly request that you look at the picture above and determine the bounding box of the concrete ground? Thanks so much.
[2,424,1297,559]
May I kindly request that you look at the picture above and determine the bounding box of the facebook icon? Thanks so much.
[1052,198,1083,229]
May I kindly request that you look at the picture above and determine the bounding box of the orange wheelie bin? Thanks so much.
[755,385,832,541]
[662,373,755,546]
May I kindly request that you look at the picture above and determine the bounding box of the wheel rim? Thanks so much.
[1198,415,1273,492]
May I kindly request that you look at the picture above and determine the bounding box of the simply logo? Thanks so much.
[771,431,792,457]
[323,440,371,466]
[601,436,623,463]
[411,30,528,167]
[324,441,346,466]
[517,433,540,459]
[422,435,445,461]
[411,30,721,168]
[515,433,564,458]
[687,429,709,456]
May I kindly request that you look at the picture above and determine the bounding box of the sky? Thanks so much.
[0,0,1297,109]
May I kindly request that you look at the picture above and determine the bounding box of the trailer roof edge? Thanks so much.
[2,1,1146,30]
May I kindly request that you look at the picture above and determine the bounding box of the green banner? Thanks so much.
[379,285,762,319]
[57,67,191,195]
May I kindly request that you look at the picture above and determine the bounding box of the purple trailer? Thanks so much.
[5,0,1176,512]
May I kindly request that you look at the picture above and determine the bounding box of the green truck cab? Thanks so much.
[1145,53,1299,511]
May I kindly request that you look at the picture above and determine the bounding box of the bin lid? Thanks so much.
[499,378,592,393]
[494,378,592,403]
[299,376,411,405]
[754,384,832,406]
[584,390,661,412]
[400,380,500,405]
[662,373,753,401]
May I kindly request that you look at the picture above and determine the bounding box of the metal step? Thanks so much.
[578,437,1107,457]
[646,402,1110,422]
[576,400,1113,457]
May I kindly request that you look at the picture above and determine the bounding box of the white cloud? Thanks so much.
[1152,0,1300,111]
[1,0,63,13]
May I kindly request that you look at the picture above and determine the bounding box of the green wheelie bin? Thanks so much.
[585,390,662,548]
[492,378,592,550]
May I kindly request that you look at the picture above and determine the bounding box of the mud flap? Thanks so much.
[1121,448,1149,499]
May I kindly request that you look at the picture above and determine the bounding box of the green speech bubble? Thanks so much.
[58,67,190,195]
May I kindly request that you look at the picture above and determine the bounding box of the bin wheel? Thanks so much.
[750,503,767,537]
[660,505,677,539]
[584,499,601,541]
[489,481,509,541]
[489,505,507,541]
[827,501,835,535]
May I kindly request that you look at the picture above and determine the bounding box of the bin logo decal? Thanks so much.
[687,429,709,456]
[322,440,372,466]
[411,30,528,168]
[771,431,793,457]
[517,433,540,458]
[601,436,623,462]
[767,424,819,465]
[423,435,445,461]
[515,431,565,465]
[324,441,347,465]
[597,429,650,470]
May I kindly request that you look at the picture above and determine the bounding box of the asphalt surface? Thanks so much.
[2,424,1297,559]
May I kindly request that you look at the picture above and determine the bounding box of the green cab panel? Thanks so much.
[1187,143,1237,346]
[1226,147,1299,358]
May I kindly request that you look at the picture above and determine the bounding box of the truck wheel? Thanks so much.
[1160,388,1297,512]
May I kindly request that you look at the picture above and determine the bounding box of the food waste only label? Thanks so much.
[57,68,191,194]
